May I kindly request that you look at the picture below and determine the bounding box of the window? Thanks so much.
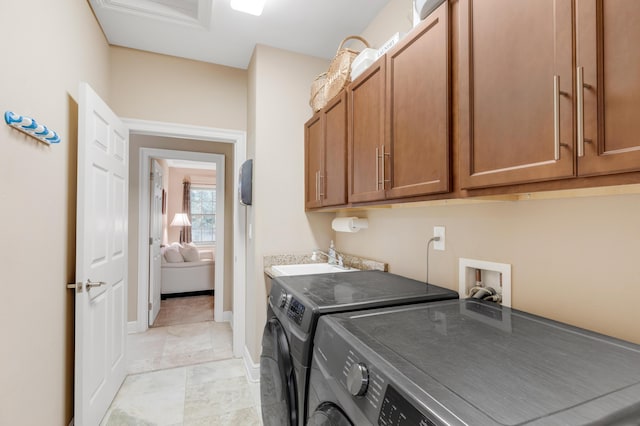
[190,187,216,244]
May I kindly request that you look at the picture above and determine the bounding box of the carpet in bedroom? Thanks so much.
[152,294,214,327]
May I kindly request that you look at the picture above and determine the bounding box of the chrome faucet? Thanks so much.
[312,243,344,268]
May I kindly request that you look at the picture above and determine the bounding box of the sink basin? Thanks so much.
[271,263,358,276]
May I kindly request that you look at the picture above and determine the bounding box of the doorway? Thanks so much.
[126,119,247,359]
[151,157,219,328]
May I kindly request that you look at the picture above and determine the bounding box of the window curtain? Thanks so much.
[182,179,192,243]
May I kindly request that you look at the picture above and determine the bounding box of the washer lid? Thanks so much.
[273,270,458,313]
[334,299,640,425]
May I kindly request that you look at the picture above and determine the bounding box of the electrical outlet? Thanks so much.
[433,226,445,251]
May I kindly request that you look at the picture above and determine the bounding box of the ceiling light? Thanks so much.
[230,0,265,16]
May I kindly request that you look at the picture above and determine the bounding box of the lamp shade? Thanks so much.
[170,213,191,227]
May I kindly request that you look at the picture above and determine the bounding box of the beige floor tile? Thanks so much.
[183,407,262,426]
[103,384,185,426]
[184,376,255,421]
[186,358,246,386]
[105,318,262,426]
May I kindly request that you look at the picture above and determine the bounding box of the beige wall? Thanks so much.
[166,167,217,244]
[0,1,110,424]
[127,135,235,320]
[331,0,640,345]
[108,47,248,322]
[109,46,247,130]
[336,194,640,344]
[360,0,414,49]
[245,45,335,360]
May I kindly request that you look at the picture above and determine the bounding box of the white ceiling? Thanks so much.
[89,0,390,69]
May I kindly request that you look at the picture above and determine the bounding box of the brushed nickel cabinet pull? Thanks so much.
[382,144,391,185]
[375,146,380,190]
[553,75,561,161]
[319,173,324,198]
[576,66,585,157]
[380,145,385,189]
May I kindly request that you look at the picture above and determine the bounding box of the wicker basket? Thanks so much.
[324,35,370,102]
[309,72,327,112]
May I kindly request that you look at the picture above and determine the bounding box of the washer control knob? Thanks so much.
[278,292,288,308]
[347,362,369,396]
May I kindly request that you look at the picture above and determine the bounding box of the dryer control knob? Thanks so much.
[278,292,288,308]
[347,362,369,396]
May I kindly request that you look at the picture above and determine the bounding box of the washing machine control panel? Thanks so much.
[379,385,435,426]
[286,297,306,326]
[311,318,442,426]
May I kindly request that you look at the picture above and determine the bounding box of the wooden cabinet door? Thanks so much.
[348,57,387,203]
[323,92,348,206]
[576,0,640,176]
[458,0,574,189]
[304,113,323,209]
[386,2,450,199]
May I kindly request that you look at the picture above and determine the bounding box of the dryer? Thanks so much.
[307,299,640,425]
[259,270,458,426]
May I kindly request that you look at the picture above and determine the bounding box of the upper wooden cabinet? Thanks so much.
[459,0,640,189]
[386,2,450,199]
[348,56,387,204]
[458,0,575,189]
[304,92,348,210]
[304,113,323,209]
[576,0,640,176]
[348,1,450,203]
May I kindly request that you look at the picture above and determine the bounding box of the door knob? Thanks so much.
[67,279,107,292]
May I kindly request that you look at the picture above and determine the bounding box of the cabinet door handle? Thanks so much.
[315,171,320,201]
[319,173,324,198]
[553,75,561,161]
[576,66,585,157]
[380,145,385,190]
[375,146,380,190]
[381,144,391,189]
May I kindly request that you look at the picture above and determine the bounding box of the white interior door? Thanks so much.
[149,160,163,325]
[73,82,128,426]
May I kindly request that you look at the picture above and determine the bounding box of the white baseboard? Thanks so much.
[243,346,260,383]
[223,310,233,328]
[128,321,140,334]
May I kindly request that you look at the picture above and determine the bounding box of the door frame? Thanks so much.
[141,149,224,322]
[126,118,246,358]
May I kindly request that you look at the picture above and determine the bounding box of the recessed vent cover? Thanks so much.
[98,0,212,28]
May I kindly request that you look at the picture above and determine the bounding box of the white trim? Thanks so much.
[127,321,141,334]
[223,310,233,327]
[243,345,261,383]
[125,118,246,359]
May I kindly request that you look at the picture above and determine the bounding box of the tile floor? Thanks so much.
[101,296,262,425]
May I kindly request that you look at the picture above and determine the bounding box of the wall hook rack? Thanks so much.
[4,111,61,145]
